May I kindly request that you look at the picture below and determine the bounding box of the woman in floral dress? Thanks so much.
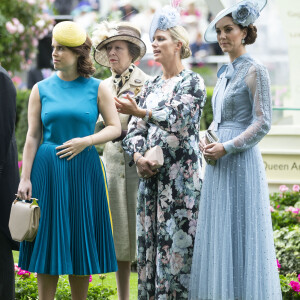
[116,5,206,299]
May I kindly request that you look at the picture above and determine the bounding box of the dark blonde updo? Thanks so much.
[227,13,258,45]
[169,26,192,59]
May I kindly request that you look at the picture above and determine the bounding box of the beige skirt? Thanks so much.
[102,141,139,261]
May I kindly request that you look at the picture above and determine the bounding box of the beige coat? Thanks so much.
[101,67,149,261]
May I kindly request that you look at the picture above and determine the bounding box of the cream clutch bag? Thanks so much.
[204,129,219,166]
[9,197,40,242]
[137,145,164,177]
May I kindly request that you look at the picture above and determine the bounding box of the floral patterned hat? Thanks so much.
[204,0,267,43]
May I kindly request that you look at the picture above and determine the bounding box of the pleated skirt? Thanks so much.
[18,143,118,275]
[189,127,282,300]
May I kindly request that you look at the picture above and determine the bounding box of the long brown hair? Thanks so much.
[67,36,95,78]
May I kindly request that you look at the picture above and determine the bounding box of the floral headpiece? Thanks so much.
[204,0,267,43]
[232,1,260,27]
[91,21,118,49]
[149,0,182,42]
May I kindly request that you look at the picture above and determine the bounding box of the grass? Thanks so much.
[13,251,138,299]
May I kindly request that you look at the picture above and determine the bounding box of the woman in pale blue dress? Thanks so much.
[189,1,282,299]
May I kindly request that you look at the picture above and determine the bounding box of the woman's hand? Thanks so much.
[17,179,32,200]
[115,94,143,117]
[56,137,91,160]
[136,157,158,179]
[203,142,226,161]
[199,137,207,153]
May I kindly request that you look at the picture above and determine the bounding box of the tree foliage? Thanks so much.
[0,0,54,72]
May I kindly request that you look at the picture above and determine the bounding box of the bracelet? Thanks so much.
[142,109,150,122]
[89,135,94,146]
[135,155,143,164]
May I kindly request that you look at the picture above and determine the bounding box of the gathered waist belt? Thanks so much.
[218,121,248,130]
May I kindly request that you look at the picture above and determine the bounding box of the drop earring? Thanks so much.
[242,38,245,44]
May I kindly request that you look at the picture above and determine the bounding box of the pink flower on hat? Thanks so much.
[293,185,300,192]
[279,185,289,192]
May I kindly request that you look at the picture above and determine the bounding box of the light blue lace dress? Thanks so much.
[189,54,282,299]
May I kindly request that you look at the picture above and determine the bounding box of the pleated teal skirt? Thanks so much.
[18,143,118,275]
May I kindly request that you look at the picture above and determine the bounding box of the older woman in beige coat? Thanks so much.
[92,22,148,300]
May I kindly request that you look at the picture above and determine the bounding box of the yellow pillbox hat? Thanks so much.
[52,21,87,47]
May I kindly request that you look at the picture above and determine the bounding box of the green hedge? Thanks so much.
[201,87,213,130]
[270,187,300,298]
[15,90,30,156]
[15,271,116,300]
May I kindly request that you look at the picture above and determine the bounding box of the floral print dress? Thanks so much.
[122,69,206,299]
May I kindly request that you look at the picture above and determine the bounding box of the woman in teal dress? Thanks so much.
[17,21,120,299]
[189,1,282,299]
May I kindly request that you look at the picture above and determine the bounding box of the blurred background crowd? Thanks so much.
[1,0,225,91]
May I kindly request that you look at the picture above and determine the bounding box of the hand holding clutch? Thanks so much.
[136,146,164,178]
[9,197,40,242]
[204,130,219,166]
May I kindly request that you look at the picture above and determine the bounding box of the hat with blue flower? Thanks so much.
[149,0,183,43]
[204,0,267,43]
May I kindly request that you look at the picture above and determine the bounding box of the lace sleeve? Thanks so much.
[222,64,272,154]
[150,73,206,133]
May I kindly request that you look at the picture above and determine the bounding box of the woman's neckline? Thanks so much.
[231,53,250,65]
[55,72,81,82]
[161,69,185,81]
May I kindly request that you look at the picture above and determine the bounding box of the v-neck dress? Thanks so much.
[18,73,118,275]
[189,54,282,299]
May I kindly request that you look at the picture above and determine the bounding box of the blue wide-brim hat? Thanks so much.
[204,0,267,43]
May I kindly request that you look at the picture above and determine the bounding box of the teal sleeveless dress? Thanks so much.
[18,73,118,275]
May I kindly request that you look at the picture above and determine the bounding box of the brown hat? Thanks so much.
[92,21,146,67]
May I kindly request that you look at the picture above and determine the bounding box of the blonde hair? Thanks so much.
[168,26,192,59]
